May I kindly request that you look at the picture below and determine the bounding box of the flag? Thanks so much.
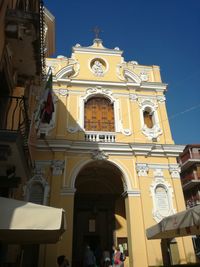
[35,68,54,130]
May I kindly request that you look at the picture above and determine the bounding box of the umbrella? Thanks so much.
[146,205,200,240]
[0,197,66,244]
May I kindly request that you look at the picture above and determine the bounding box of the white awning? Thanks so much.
[0,197,66,244]
[146,205,200,240]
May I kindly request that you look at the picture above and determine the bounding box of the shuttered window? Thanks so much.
[84,97,114,132]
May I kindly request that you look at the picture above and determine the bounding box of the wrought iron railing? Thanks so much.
[39,0,46,77]
[0,96,32,168]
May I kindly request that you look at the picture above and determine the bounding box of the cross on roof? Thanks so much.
[92,26,103,39]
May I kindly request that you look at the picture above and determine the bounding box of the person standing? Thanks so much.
[83,245,96,267]
[57,255,69,267]
[113,246,123,267]
[102,248,111,267]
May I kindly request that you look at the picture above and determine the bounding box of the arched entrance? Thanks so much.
[72,160,126,267]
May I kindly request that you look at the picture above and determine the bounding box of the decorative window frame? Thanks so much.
[150,171,175,222]
[139,98,162,140]
[24,174,50,205]
[79,86,122,133]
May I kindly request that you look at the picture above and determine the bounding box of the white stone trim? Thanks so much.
[92,150,109,160]
[52,160,65,176]
[24,174,50,205]
[139,71,149,82]
[36,141,184,157]
[136,163,149,176]
[148,164,169,169]
[169,165,181,179]
[121,129,132,136]
[123,68,141,84]
[59,89,69,96]
[138,97,162,140]
[157,95,166,103]
[55,59,80,80]
[122,190,141,197]
[72,46,123,56]
[88,56,109,76]
[69,158,132,193]
[78,86,122,133]
[136,163,181,179]
[129,94,138,101]
[53,88,69,96]
[52,78,167,92]
[56,65,75,79]
[150,175,175,222]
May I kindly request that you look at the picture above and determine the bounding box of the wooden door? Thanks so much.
[84,97,114,131]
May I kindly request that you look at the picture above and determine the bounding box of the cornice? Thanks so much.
[53,78,167,92]
[122,190,141,197]
[35,140,184,157]
[72,46,123,56]
[140,82,168,91]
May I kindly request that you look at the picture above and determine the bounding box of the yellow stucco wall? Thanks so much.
[32,40,195,267]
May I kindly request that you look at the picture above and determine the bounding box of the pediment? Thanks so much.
[56,65,75,80]
[123,68,141,84]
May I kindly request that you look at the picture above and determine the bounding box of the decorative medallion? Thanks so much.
[92,150,108,160]
[90,58,106,77]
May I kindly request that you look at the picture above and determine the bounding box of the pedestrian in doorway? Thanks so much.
[102,248,111,267]
[83,245,96,267]
[113,246,124,267]
[57,255,69,267]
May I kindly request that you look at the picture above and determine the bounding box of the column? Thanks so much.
[124,191,149,267]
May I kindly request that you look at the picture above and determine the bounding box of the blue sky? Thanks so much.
[44,0,200,145]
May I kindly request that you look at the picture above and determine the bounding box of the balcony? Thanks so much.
[182,171,200,191]
[185,194,200,209]
[5,1,45,80]
[0,96,32,185]
[179,146,200,170]
[85,131,116,142]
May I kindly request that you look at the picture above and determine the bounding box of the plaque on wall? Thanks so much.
[155,186,170,217]
[89,219,96,232]
[117,237,128,256]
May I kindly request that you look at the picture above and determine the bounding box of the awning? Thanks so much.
[0,197,66,244]
[146,205,200,240]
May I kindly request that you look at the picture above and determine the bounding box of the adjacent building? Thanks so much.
[31,38,196,266]
[179,145,200,208]
[179,144,200,258]
[0,0,55,266]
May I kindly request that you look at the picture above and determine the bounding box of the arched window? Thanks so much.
[84,97,114,132]
[143,108,154,128]
[29,182,44,205]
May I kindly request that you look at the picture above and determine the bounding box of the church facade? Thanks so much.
[30,39,195,267]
